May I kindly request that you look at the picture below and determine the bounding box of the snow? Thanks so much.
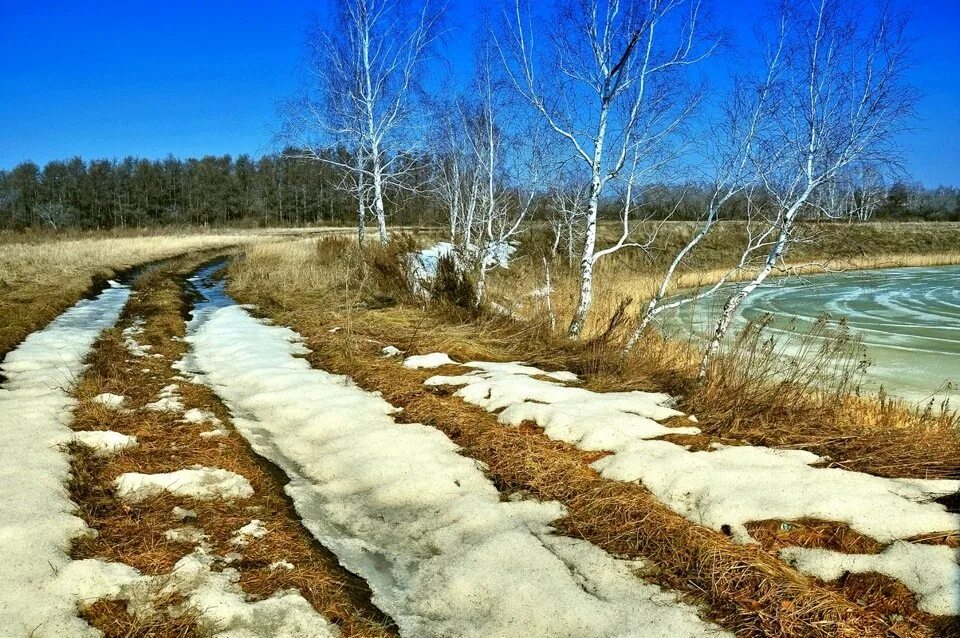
[410,241,516,281]
[145,383,184,412]
[231,520,269,546]
[183,302,728,638]
[52,549,339,637]
[172,506,197,521]
[183,407,221,425]
[92,392,126,408]
[71,430,138,456]
[114,466,254,503]
[592,441,960,544]
[403,352,456,369]
[164,526,209,544]
[0,282,131,637]
[122,317,152,357]
[780,543,960,616]
[422,356,959,545]
[423,359,690,443]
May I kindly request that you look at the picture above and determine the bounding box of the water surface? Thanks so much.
[671,265,960,406]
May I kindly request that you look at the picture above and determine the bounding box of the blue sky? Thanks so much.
[1,0,958,185]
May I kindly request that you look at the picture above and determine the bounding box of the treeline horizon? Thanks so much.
[2,152,959,231]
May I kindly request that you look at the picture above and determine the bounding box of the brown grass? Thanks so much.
[227,238,960,638]
[497,221,960,338]
[0,232,269,360]
[67,254,394,638]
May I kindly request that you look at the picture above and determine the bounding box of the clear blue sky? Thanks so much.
[1,0,957,186]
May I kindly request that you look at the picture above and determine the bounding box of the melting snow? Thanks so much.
[183,407,221,424]
[403,352,456,369]
[71,430,137,456]
[422,355,960,612]
[145,383,184,412]
[114,466,253,502]
[231,519,269,546]
[53,549,338,637]
[172,506,197,521]
[183,302,728,638]
[0,282,130,636]
[422,356,959,543]
[781,543,960,616]
[122,317,152,357]
[92,392,126,408]
[411,241,515,281]
[164,526,209,544]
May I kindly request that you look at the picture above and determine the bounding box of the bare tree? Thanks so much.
[433,40,539,304]
[284,0,441,244]
[698,0,916,377]
[622,19,787,351]
[498,0,716,337]
[547,175,589,268]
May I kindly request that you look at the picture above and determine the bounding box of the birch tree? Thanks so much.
[622,20,786,350]
[499,0,716,337]
[284,0,441,244]
[698,0,916,377]
[433,41,538,304]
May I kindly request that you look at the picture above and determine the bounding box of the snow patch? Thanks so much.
[592,441,959,544]
[114,466,253,502]
[71,430,137,456]
[172,506,197,521]
[424,356,959,547]
[412,241,515,280]
[403,352,456,369]
[164,526,209,544]
[184,302,729,638]
[145,383,184,412]
[182,407,221,425]
[424,358,693,452]
[53,549,338,637]
[92,392,126,408]
[0,282,131,637]
[781,542,960,616]
[231,520,269,546]
[122,317,152,357]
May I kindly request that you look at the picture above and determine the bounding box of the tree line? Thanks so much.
[2,153,956,232]
[0,151,443,230]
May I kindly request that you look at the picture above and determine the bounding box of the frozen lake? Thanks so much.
[670,265,960,406]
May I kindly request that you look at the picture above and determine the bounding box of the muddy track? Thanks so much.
[65,254,395,637]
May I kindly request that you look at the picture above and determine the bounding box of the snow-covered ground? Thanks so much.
[418,354,960,616]
[0,282,131,636]
[409,241,515,282]
[182,289,729,636]
[53,548,339,637]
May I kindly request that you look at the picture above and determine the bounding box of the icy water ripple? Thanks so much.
[672,265,960,406]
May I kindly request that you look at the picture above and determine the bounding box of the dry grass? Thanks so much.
[227,237,960,638]
[67,255,394,638]
[496,221,960,337]
[0,232,265,359]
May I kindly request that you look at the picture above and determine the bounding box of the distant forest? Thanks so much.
[2,153,958,230]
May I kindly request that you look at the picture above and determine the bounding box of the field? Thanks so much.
[0,223,958,638]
